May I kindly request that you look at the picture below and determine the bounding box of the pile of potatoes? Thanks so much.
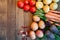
[29,15,45,39]
[36,0,59,13]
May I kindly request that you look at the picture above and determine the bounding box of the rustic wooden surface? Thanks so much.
[0,0,60,40]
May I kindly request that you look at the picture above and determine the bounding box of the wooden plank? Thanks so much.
[7,0,16,40]
[16,0,25,40]
[0,0,7,40]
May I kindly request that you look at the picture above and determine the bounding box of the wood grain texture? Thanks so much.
[7,0,16,40]
[0,0,7,40]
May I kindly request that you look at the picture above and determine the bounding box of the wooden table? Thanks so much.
[0,0,60,40]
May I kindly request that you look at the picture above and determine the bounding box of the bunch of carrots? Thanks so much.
[45,10,60,26]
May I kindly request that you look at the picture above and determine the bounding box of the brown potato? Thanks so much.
[39,20,45,29]
[33,15,40,22]
[36,30,44,38]
[31,22,38,31]
[29,31,36,39]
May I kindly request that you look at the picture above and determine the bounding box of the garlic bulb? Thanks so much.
[52,0,59,2]
[43,5,50,13]
[29,31,36,39]
[36,2,43,9]
[33,15,40,22]
[36,30,44,38]
[50,3,58,10]
[43,0,52,4]
[31,22,38,31]
[39,20,45,29]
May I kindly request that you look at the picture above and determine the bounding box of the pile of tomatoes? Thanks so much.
[17,0,36,13]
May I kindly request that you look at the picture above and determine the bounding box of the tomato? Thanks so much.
[17,1,24,8]
[24,0,29,5]
[30,0,36,6]
[30,7,36,13]
[24,5,30,11]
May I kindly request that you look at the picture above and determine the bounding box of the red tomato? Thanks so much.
[30,7,36,13]
[30,0,36,6]
[17,1,24,8]
[24,0,29,5]
[24,5,30,11]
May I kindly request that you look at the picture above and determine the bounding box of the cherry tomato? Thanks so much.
[24,0,29,5]
[17,1,24,8]
[24,5,30,11]
[30,7,36,13]
[30,0,36,6]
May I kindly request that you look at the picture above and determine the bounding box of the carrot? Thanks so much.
[47,12,60,18]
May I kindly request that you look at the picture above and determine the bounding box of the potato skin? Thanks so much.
[33,15,40,22]
[31,22,38,31]
[39,20,45,29]
[36,30,44,38]
[29,31,36,39]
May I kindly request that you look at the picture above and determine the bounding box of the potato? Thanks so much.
[43,5,50,13]
[39,20,45,29]
[50,3,58,10]
[36,30,44,38]
[31,22,38,31]
[52,0,59,2]
[43,0,52,4]
[33,15,40,22]
[29,31,36,39]
[36,2,43,9]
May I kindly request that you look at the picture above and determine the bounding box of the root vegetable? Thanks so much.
[29,31,36,39]
[50,3,58,10]
[33,15,40,22]
[43,5,50,13]
[31,22,38,31]
[39,20,45,29]
[36,30,44,38]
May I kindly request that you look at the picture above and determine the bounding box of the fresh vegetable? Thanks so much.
[30,0,36,6]
[36,2,43,9]
[50,25,60,36]
[24,5,30,11]
[24,0,29,5]
[54,34,60,40]
[43,5,50,13]
[52,0,59,2]
[39,20,45,29]
[34,9,46,21]
[45,30,55,40]
[45,10,60,25]
[29,31,36,39]
[31,22,38,31]
[43,0,52,4]
[33,15,40,22]
[30,7,36,13]
[17,1,24,8]
[50,3,58,10]
[36,30,44,38]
